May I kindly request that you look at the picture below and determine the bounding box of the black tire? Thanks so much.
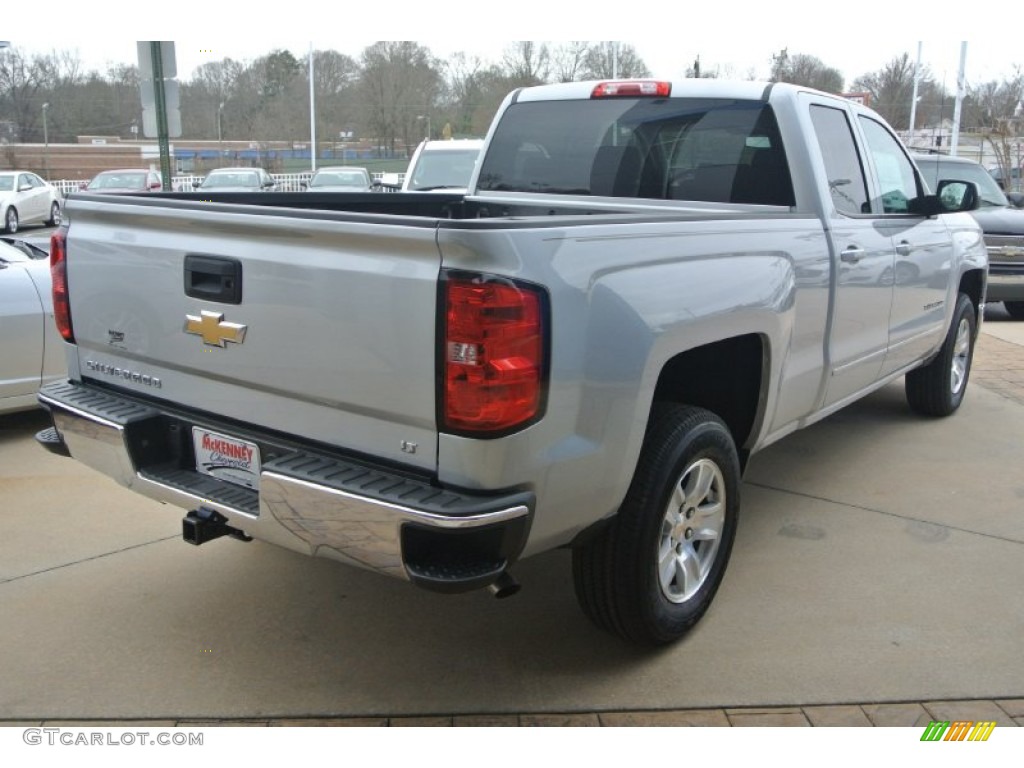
[3,207,18,234]
[46,201,61,227]
[572,404,741,645]
[905,292,976,416]
[1003,301,1024,320]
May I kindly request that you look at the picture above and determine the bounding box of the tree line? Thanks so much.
[2,41,1021,159]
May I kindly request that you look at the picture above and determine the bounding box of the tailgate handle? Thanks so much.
[184,255,243,305]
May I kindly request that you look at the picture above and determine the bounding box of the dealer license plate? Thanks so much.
[192,427,262,491]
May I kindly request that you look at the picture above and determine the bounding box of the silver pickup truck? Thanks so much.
[37,79,987,644]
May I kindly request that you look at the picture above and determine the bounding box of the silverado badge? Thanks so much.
[185,310,247,347]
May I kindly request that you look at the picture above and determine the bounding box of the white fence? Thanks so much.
[52,171,404,197]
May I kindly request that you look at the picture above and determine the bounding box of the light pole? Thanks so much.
[218,102,224,161]
[417,114,431,141]
[42,102,50,179]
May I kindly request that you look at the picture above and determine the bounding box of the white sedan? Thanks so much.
[0,171,63,234]
[0,237,66,414]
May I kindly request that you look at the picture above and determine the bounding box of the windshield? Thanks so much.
[915,156,1009,208]
[201,172,259,188]
[0,176,14,192]
[407,149,480,190]
[310,170,368,188]
[476,97,794,205]
[88,173,147,190]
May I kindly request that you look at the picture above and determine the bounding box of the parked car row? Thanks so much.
[3,137,489,220]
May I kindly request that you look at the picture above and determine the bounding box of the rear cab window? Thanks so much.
[476,97,795,206]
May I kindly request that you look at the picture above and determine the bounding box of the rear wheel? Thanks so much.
[3,207,17,234]
[46,201,61,227]
[1004,301,1024,320]
[572,404,740,645]
[905,293,975,416]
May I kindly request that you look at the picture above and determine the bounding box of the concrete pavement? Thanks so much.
[0,305,1022,727]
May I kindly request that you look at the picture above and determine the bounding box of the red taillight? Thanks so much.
[591,80,671,98]
[442,273,547,434]
[50,228,74,343]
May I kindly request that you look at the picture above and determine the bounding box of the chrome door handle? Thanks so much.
[840,247,864,264]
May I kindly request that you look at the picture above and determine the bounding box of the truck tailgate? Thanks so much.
[63,196,441,471]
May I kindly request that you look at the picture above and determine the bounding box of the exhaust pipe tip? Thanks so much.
[488,571,521,599]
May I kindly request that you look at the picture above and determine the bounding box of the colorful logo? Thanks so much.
[920,720,996,741]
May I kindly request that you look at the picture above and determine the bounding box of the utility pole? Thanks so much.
[950,42,967,157]
[138,42,180,190]
[150,42,173,189]
[909,42,922,135]
[42,102,50,178]
[309,43,317,173]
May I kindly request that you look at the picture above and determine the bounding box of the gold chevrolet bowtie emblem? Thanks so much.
[185,310,247,347]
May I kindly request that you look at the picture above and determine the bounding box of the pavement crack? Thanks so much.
[0,535,180,586]
[746,481,1024,546]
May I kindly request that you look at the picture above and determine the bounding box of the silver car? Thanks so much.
[0,171,63,234]
[304,167,373,192]
[194,167,277,193]
[0,237,65,414]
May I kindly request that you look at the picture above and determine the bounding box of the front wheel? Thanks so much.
[3,207,18,234]
[905,292,976,416]
[572,404,741,645]
[46,201,61,227]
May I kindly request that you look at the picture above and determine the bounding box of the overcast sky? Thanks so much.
[8,1,1022,88]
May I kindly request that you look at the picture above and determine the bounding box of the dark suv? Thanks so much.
[914,152,1024,319]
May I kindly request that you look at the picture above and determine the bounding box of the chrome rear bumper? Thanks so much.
[38,380,532,593]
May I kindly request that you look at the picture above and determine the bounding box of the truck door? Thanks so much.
[855,115,951,376]
[806,103,896,407]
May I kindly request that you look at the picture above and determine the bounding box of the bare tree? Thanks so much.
[0,48,49,143]
[358,41,443,154]
[439,52,507,137]
[852,54,945,132]
[963,67,1024,130]
[583,43,650,79]
[965,68,1024,188]
[770,49,843,93]
[550,42,590,83]
[182,59,244,139]
[305,49,360,152]
[501,42,550,85]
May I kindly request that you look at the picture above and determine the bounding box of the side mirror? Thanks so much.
[909,180,979,216]
[192,181,201,189]
[936,179,979,212]
[300,182,309,190]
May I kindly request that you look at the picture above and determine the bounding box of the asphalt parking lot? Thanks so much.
[0,304,1022,727]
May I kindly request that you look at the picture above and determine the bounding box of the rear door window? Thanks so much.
[808,106,870,216]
